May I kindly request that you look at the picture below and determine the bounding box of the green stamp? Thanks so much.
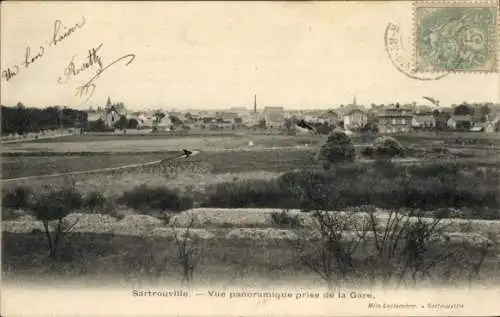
[415,1,498,72]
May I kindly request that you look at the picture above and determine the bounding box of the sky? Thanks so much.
[1,1,499,110]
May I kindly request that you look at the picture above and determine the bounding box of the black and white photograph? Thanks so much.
[1,1,499,316]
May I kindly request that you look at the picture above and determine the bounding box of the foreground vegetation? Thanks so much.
[3,202,499,288]
[3,159,499,220]
[2,131,500,288]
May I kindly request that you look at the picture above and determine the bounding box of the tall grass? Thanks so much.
[203,162,500,219]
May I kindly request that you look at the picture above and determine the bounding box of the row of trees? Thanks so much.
[1,103,88,135]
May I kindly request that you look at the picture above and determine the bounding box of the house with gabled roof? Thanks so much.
[344,109,368,131]
[447,114,473,131]
[412,112,436,129]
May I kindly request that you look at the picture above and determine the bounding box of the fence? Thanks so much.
[1,129,75,143]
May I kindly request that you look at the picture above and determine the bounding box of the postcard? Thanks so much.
[1,1,499,316]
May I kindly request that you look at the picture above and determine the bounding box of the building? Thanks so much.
[376,106,413,133]
[447,115,473,130]
[412,112,436,129]
[102,106,122,128]
[86,111,102,122]
[86,105,123,128]
[303,110,327,123]
[318,110,340,126]
[470,121,495,133]
[217,111,240,123]
[344,109,368,130]
[263,106,285,128]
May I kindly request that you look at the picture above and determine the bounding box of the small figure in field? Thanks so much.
[183,149,193,158]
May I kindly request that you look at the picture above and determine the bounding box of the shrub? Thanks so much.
[201,163,499,216]
[316,130,356,169]
[270,210,302,228]
[84,191,107,213]
[117,184,193,212]
[203,179,296,208]
[2,186,33,210]
[361,146,374,158]
[372,136,406,161]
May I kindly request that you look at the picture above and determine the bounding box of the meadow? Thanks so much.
[2,132,500,288]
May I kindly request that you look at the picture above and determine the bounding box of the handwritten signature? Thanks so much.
[1,17,86,82]
[57,43,135,102]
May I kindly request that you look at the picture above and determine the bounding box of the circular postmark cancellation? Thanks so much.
[385,21,448,80]
[415,1,498,73]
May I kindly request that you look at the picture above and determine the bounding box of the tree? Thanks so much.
[314,122,333,135]
[316,130,356,169]
[128,118,139,129]
[153,111,165,125]
[30,185,83,260]
[361,121,378,133]
[478,105,491,122]
[454,104,473,116]
[1,104,87,135]
[94,118,106,131]
[115,115,129,130]
[170,115,183,126]
[434,111,451,131]
[258,119,267,129]
[284,118,293,132]
[372,136,406,163]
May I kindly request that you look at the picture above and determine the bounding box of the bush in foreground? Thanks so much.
[372,136,406,162]
[2,186,33,209]
[316,130,355,169]
[270,210,302,228]
[203,179,295,208]
[84,191,107,213]
[291,208,492,289]
[202,163,499,218]
[117,184,193,212]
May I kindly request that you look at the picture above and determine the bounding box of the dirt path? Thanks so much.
[0,151,200,183]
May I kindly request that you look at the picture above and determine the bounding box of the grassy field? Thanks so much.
[1,152,181,179]
[2,132,500,287]
[2,134,322,153]
[3,134,500,180]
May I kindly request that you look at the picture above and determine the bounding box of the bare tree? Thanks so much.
[30,181,83,260]
[170,216,205,288]
[291,211,367,291]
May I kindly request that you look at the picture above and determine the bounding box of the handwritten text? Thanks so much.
[57,43,135,103]
[1,17,86,82]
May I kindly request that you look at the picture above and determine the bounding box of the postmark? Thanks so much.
[414,0,499,73]
[385,21,448,80]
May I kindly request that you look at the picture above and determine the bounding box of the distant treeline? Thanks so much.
[1,103,88,135]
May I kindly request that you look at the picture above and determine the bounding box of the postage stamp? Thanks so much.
[414,0,499,73]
